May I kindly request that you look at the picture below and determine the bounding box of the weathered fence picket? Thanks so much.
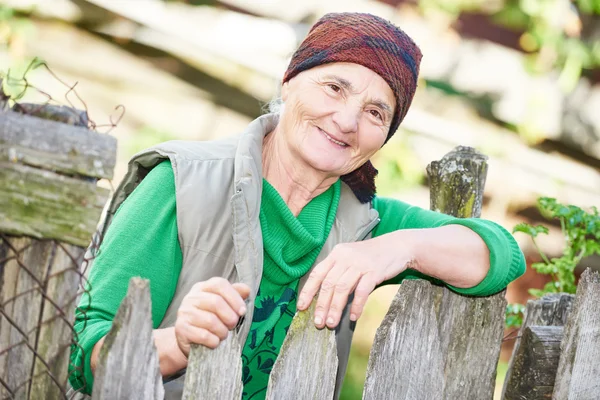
[503,326,564,400]
[501,293,574,399]
[553,269,600,400]
[363,146,507,400]
[92,278,163,400]
[265,301,338,400]
[0,108,116,399]
[182,332,244,399]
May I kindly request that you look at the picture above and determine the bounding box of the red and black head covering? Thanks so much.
[282,12,422,203]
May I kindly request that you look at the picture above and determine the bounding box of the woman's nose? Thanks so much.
[332,107,359,134]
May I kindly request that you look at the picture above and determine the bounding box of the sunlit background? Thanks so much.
[1,0,599,398]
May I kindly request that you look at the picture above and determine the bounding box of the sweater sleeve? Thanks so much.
[69,161,183,394]
[371,196,525,296]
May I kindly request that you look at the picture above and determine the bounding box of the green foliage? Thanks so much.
[419,0,600,91]
[125,126,178,158]
[506,197,600,328]
[505,303,525,329]
[373,134,425,195]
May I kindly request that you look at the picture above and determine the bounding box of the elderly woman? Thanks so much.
[70,12,525,400]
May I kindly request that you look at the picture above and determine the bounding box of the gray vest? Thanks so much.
[102,113,380,398]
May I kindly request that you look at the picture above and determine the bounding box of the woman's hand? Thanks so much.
[174,277,250,356]
[296,233,416,330]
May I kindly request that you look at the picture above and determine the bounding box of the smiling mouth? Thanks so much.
[318,127,348,147]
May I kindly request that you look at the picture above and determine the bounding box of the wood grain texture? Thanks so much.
[426,145,488,218]
[92,278,164,400]
[0,237,83,399]
[502,293,574,399]
[265,301,338,400]
[362,280,445,400]
[30,242,85,400]
[365,146,505,399]
[363,281,506,400]
[0,162,109,246]
[182,332,243,400]
[503,326,563,400]
[553,269,600,400]
[0,110,116,179]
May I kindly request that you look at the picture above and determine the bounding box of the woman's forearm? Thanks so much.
[90,327,188,378]
[399,225,490,288]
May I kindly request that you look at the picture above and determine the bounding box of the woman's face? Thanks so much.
[279,62,396,178]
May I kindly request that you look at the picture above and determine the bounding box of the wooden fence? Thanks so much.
[1,105,599,400]
[0,106,116,399]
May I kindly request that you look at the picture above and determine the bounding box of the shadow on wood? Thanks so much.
[501,293,574,399]
[502,326,563,400]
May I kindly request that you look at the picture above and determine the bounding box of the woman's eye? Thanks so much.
[328,84,341,93]
[369,109,383,120]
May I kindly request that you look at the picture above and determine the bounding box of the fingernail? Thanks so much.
[239,306,247,315]
[297,299,305,309]
[314,316,322,326]
[326,317,334,326]
[350,313,357,321]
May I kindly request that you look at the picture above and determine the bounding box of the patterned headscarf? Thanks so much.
[283,12,422,203]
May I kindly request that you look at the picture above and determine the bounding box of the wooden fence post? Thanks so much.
[501,293,574,399]
[502,326,564,399]
[553,269,600,399]
[265,301,338,400]
[92,278,164,400]
[0,109,116,399]
[363,146,507,400]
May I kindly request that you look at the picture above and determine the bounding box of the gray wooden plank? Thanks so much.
[182,333,244,400]
[265,301,338,400]
[438,288,507,399]
[92,278,164,400]
[503,326,563,400]
[30,242,85,400]
[553,269,600,400]
[0,110,117,179]
[362,280,445,400]
[0,238,55,399]
[501,293,574,399]
[0,162,110,246]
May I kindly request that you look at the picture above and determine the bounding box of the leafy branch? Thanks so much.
[505,197,600,329]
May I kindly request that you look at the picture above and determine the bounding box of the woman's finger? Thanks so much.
[232,282,251,300]
[179,324,221,350]
[313,262,348,329]
[183,308,230,340]
[349,276,377,322]
[325,268,361,328]
[200,277,248,316]
[188,292,241,330]
[297,256,335,311]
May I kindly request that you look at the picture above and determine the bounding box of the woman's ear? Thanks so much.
[281,82,289,102]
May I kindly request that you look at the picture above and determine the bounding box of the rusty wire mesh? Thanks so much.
[0,234,101,399]
[0,59,120,399]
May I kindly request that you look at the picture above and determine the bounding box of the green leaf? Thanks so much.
[513,223,549,238]
[505,303,525,329]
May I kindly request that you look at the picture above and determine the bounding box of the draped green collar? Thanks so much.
[259,179,341,285]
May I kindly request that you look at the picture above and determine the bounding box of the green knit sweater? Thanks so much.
[70,161,525,396]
